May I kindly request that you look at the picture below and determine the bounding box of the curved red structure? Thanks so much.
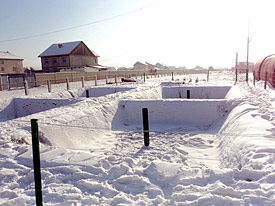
[254,54,275,87]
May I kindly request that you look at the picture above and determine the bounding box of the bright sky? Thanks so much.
[1,0,275,69]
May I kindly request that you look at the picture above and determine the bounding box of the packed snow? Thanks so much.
[0,71,274,205]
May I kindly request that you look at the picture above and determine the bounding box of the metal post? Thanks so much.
[143,73,146,82]
[253,71,255,86]
[246,36,250,83]
[142,108,150,147]
[115,74,117,85]
[66,78,70,90]
[47,80,51,93]
[24,80,29,95]
[94,75,97,86]
[207,70,210,81]
[8,76,11,90]
[31,119,43,206]
[264,72,268,89]
[172,72,174,81]
[86,89,89,98]
[235,52,238,84]
[81,76,85,88]
[187,90,190,99]
[105,75,108,84]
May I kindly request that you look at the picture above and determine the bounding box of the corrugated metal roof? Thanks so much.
[38,41,82,57]
[0,51,23,60]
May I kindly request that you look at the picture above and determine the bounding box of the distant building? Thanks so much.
[133,61,156,70]
[133,61,157,74]
[0,51,24,74]
[38,41,107,73]
[133,62,147,70]
[155,63,164,70]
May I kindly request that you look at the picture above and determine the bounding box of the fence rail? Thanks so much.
[0,69,214,92]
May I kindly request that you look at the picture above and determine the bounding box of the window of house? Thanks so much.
[45,68,50,73]
[62,57,66,63]
[0,60,4,64]
[53,58,58,64]
[1,67,4,71]
[54,68,58,72]
[13,67,16,71]
[94,58,97,64]
[44,59,49,64]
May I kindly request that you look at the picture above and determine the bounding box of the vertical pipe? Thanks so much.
[187,90,190,99]
[142,108,150,147]
[31,119,43,206]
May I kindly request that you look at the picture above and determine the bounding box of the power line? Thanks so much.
[0,1,165,43]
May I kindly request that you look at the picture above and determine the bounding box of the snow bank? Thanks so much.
[83,87,134,97]
[0,75,274,205]
[218,103,275,170]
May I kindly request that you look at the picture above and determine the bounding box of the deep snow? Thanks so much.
[0,71,274,205]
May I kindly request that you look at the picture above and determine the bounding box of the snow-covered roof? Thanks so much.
[38,41,99,57]
[0,51,23,60]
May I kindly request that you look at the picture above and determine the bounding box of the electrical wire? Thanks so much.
[11,119,269,137]
[0,1,166,43]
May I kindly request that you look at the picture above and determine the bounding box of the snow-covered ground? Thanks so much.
[0,71,274,205]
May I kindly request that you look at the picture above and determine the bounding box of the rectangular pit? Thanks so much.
[162,86,232,99]
[116,99,228,130]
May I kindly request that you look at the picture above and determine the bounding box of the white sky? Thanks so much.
[1,0,275,69]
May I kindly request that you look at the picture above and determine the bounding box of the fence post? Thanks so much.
[144,73,146,82]
[246,68,249,82]
[47,80,51,93]
[142,108,150,147]
[105,75,108,84]
[264,72,268,89]
[86,89,89,98]
[24,80,29,95]
[253,71,255,86]
[207,70,210,81]
[94,75,97,86]
[81,76,85,88]
[66,78,70,90]
[235,52,238,84]
[172,72,174,81]
[115,74,118,85]
[31,119,43,206]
